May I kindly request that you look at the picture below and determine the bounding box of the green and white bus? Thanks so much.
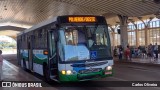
[17,15,113,82]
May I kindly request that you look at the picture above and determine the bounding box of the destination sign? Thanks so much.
[68,17,96,22]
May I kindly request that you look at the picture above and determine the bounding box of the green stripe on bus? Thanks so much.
[59,73,78,81]
[33,56,47,65]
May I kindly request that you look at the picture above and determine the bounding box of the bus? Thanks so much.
[17,15,113,82]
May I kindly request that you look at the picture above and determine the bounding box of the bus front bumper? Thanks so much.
[59,69,113,82]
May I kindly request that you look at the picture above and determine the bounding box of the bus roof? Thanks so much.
[17,16,58,36]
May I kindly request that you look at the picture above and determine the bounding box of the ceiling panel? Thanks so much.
[0,0,159,29]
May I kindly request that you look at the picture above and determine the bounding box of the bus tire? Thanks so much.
[43,64,50,81]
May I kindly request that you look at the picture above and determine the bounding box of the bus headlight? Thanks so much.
[61,70,73,75]
[62,70,66,75]
[66,70,72,75]
[107,66,112,71]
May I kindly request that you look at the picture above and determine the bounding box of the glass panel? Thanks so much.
[128,31,136,46]
[114,34,120,46]
[149,22,152,28]
[149,28,160,45]
[58,25,111,62]
[138,24,142,29]
[128,25,132,31]
[65,30,78,45]
[156,21,159,27]
[139,30,145,46]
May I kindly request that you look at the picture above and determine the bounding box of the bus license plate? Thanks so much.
[105,72,112,75]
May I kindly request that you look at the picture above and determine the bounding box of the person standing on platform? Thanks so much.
[113,46,118,57]
[154,43,158,60]
[148,44,154,61]
[125,45,131,61]
[0,50,3,81]
[118,45,123,61]
[145,47,148,58]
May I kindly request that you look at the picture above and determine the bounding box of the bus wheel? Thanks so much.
[43,65,50,81]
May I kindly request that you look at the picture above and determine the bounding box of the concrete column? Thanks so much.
[108,25,115,56]
[108,25,115,48]
[108,24,119,48]
[110,32,115,56]
[118,15,128,49]
[111,32,115,47]
[144,27,149,46]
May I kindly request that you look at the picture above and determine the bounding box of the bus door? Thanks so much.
[28,35,34,71]
[17,39,21,65]
[48,31,57,77]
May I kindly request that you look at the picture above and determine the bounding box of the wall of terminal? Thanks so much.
[109,18,160,48]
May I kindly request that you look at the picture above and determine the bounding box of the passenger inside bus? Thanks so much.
[66,32,73,45]
[65,30,79,45]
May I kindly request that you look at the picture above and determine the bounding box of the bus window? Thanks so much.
[65,32,73,45]
[78,31,86,45]
[59,25,111,61]
[65,30,78,45]
[73,30,78,45]
[96,33,107,45]
[88,26,108,46]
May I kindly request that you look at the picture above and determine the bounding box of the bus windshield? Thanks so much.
[58,25,112,62]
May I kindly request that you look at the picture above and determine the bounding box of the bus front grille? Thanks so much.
[79,68,102,74]
[71,61,108,67]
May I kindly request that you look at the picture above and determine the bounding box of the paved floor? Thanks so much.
[130,58,160,64]
[2,60,41,81]
[2,59,160,90]
[114,54,160,64]
[1,54,160,90]
[1,60,56,90]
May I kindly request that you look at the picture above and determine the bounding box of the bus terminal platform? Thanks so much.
[1,54,160,81]
[1,54,160,90]
[114,54,160,66]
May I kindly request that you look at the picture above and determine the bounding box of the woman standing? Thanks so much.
[125,45,131,61]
